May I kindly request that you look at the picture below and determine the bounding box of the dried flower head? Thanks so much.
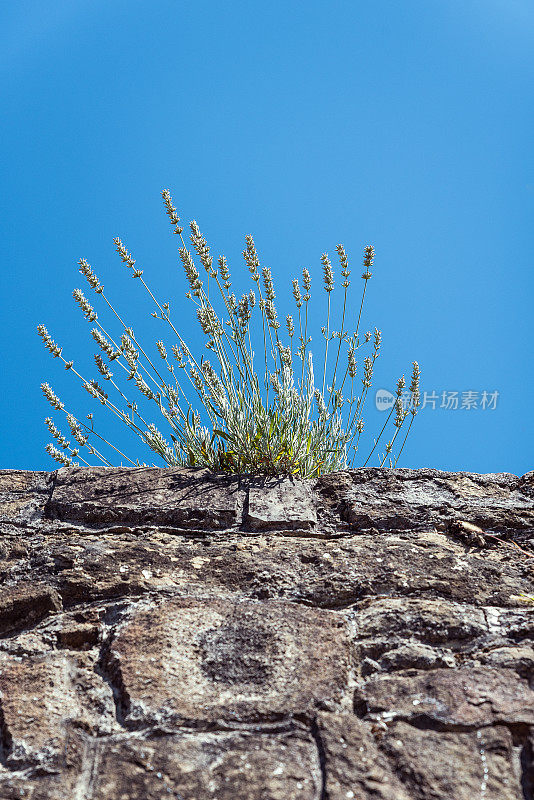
[37,325,62,358]
[45,443,77,467]
[73,289,97,322]
[362,356,374,389]
[286,315,295,338]
[134,374,155,400]
[78,259,103,293]
[190,221,213,274]
[41,382,64,410]
[94,354,113,380]
[302,268,311,299]
[84,380,108,404]
[262,267,275,301]
[292,279,302,309]
[243,235,260,281]
[161,189,183,234]
[179,247,203,296]
[114,238,137,271]
[374,328,382,349]
[218,255,231,289]
[394,395,407,428]
[197,304,222,337]
[66,414,88,446]
[336,243,350,287]
[91,329,120,360]
[361,245,374,279]
[347,347,357,378]
[321,254,334,293]
[45,417,70,449]
[409,360,421,414]
[264,299,280,330]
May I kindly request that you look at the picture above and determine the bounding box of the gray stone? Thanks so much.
[48,466,243,530]
[0,582,62,636]
[245,477,317,531]
[0,650,117,769]
[90,728,322,800]
[106,595,350,726]
[0,469,53,527]
[317,467,534,534]
[0,466,531,799]
[379,642,456,670]
[355,667,534,726]
[478,644,534,677]
[317,711,412,800]
[382,721,524,800]
[352,597,488,646]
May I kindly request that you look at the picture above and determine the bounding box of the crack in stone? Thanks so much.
[518,729,534,800]
[43,469,59,520]
[0,700,13,768]
[309,716,328,800]
[72,734,100,800]
[95,631,131,729]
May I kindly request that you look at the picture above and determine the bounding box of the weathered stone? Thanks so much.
[245,478,317,531]
[0,583,62,636]
[355,667,534,726]
[106,596,349,726]
[352,597,488,646]
[478,644,534,676]
[0,651,117,768]
[317,467,534,534]
[0,465,531,799]
[0,469,53,527]
[483,605,534,643]
[317,711,412,800]
[27,528,533,611]
[378,642,456,670]
[48,466,243,529]
[90,728,322,800]
[382,721,525,800]
[56,622,100,650]
[0,728,86,800]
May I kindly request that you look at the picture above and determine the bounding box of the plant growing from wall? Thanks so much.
[38,191,420,477]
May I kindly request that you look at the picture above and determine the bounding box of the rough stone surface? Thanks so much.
[245,478,318,532]
[106,595,349,727]
[317,467,534,535]
[0,465,532,798]
[89,729,322,800]
[48,466,244,530]
[0,470,53,529]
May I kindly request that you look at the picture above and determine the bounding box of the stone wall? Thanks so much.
[0,465,533,799]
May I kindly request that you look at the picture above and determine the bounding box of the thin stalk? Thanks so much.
[362,407,394,467]
[354,278,370,344]
[393,414,415,467]
[321,292,331,396]
[62,406,137,466]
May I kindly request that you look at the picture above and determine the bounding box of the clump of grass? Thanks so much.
[37,190,420,477]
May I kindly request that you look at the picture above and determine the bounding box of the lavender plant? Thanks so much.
[38,191,420,477]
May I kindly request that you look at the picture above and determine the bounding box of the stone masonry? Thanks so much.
[0,465,533,799]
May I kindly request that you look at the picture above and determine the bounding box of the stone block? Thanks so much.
[48,466,243,530]
[107,596,349,726]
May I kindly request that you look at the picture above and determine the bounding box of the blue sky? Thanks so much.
[2,0,532,475]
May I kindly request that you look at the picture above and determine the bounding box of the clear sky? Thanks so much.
[2,0,533,475]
